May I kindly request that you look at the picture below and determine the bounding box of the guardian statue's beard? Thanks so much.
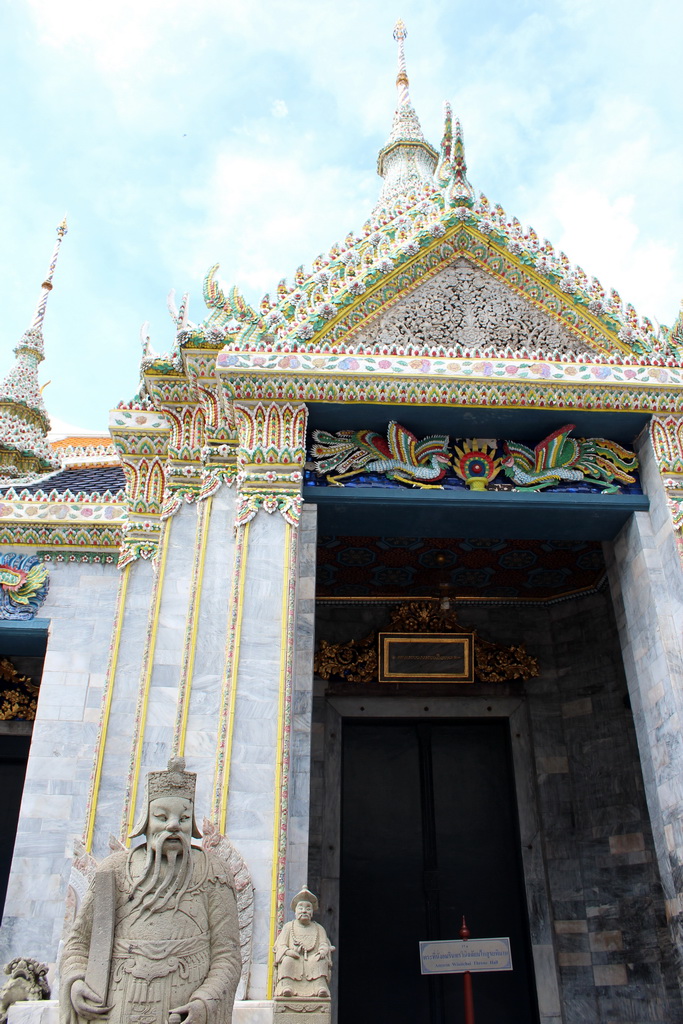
[127,830,194,919]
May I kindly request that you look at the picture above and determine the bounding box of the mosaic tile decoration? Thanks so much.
[316,535,607,603]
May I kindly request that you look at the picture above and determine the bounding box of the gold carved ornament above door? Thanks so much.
[314,601,539,685]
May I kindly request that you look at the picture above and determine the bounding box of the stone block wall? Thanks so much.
[604,429,683,1009]
[310,589,681,1020]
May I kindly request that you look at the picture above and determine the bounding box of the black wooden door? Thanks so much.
[339,719,539,1024]
[0,733,30,918]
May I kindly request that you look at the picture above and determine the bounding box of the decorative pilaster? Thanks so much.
[650,415,683,557]
[232,401,308,527]
[145,376,206,509]
[109,406,171,567]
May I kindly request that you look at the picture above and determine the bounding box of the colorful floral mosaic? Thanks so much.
[231,401,307,527]
[650,415,683,542]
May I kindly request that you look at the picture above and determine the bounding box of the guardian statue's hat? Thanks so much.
[291,887,319,912]
[129,756,202,839]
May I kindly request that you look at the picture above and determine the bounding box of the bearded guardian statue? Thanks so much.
[59,757,241,1024]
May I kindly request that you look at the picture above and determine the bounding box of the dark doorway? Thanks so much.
[0,619,48,918]
[0,732,31,918]
[339,719,539,1024]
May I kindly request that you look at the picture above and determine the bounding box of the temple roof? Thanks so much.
[197,137,679,366]
[160,24,678,375]
[124,21,683,442]
[0,464,125,498]
[49,434,119,469]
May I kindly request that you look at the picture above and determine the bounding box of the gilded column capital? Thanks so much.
[187,369,238,501]
[232,401,308,527]
[109,406,171,567]
[144,375,206,510]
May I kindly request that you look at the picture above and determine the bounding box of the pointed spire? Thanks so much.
[450,118,474,207]
[393,19,411,109]
[434,104,474,207]
[31,217,68,334]
[376,20,438,205]
[0,221,67,479]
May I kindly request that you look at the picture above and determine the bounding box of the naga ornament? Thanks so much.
[311,421,450,487]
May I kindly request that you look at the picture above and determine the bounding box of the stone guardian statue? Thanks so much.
[59,757,241,1024]
[273,888,334,1023]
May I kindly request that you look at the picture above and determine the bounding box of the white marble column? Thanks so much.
[212,398,313,999]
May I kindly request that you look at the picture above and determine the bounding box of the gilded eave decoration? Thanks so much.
[314,601,539,685]
[0,656,39,721]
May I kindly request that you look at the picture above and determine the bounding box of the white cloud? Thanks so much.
[271,100,289,119]
[176,148,376,302]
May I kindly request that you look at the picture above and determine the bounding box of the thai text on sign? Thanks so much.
[419,937,513,975]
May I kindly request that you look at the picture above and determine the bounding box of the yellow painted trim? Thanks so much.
[84,563,131,852]
[125,519,171,842]
[217,519,251,833]
[177,497,213,757]
[267,522,293,997]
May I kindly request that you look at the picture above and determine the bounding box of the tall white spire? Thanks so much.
[0,220,67,479]
[376,20,438,205]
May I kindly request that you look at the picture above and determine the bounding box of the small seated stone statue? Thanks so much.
[273,888,334,1004]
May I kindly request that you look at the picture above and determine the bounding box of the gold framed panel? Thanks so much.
[378,631,475,684]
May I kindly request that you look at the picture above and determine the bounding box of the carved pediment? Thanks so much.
[352,257,595,360]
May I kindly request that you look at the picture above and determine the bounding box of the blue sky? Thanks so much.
[1,0,682,433]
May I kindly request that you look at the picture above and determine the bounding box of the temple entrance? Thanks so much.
[0,731,31,918]
[0,621,48,917]
[338,718,540,1024]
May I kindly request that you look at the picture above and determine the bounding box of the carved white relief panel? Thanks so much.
[354,257,596,358]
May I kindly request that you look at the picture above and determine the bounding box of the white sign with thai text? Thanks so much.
[419,937,513,975]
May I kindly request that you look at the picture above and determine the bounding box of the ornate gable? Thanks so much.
[106,22,683,564]
[351,256,597,361]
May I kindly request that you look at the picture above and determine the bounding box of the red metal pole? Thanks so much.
[460,916,475,1024]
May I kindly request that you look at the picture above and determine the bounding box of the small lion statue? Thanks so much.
[0,957,50,1023]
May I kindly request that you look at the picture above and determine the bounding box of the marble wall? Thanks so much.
[223,503,317,997]
[0,558,120,962]
[0,489,318,1007]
